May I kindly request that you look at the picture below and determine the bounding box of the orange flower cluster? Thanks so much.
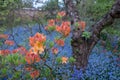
[0,34,9,39]
[25,53,40,64]
[4,40,14,46]
[0,46,28,56]
[29,32,46,54]
[55,39,64,46]
[48,19,55,26]
[57,11,66,17]
[0,49,11,55]
[17,46,28,54]
[30,70,40,78]
[56,21,71,37]
[56,11,66,21]
[78,21,86,31]
[12,49,18,54]
[52,47,58,54]
[45,19,55,30]
[25,66,33,71]
[62,56,68,64]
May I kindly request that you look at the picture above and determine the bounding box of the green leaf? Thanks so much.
[9,0,14,3]
[48,26,56,31]
[0,41,3,46]
[44,67,51,77]
[56,15,62,19]
[74,22,79,27]
[49,41,54,48]
[56,57,62,63]
[1,68,7,74]
[12,71,21,79]
[24,73,31,79]
[69,57,76,63]
[82,31,91,39]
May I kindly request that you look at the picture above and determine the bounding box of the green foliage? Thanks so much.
[77,0,114,19]
[56,57,62,63]
[82,31,91,39]
[49,41,54,48]
[24,73,31,79]
[100,32,108,41]
[69,57,76,63]
[22,0,33,8]
[1,53,25,66]
[48,26,56,31]
[89,0,114,19]
[1,68,7,74]
[12,71,21,79]
[41,0,59,19]
[103,27,120,36]
[0,0,34,33]
[56,15,62,19]
[74,22,79,28]
[41,67,51,77]
[0,53,26,79]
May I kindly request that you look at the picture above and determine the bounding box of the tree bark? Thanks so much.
[64,0,120,69]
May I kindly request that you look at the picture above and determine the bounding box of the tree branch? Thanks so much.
[91,0,120,42]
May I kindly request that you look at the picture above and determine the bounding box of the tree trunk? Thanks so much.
[71,34,92,69]
[64,0,120,69]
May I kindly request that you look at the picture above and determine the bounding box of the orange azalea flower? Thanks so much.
[12,49,18,54]
[31,47,38,54]
[45,19,56,31]
[0,34,9,39]
[55,18,60,22]
[58,11,66,17]
[48,19,55,26]
[79,21,86,31]
[56,25,61,32]
[0,50,2,55]
[62,56,68,64]
[56,21,71,37]
[61,22,70,36]
[34,33,46,43]
[33,41,45,54]
[52,47,58,54]
[29,37,35,47]
[55,39,64,46]
[29,33,46,54]
[29,33,46,47]
[30,46,44,54]
[11,47,28,54]
[0,49,11,55]
[4,40,14,46]
[17,46,28,55]
[25,53,40,64]
[63,21,70,26]
[29,47,36,53]
[30,70,39,78]
[25,66,33,71]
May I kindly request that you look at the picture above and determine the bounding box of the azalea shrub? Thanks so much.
[0,11,86,79]
[23,11,79,79]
